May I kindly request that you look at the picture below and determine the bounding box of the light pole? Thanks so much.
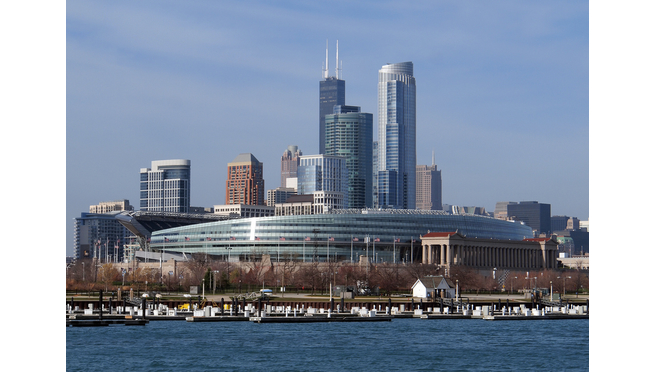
[550,281,553,302]
[557,275,572,298]
[455,279,459,300]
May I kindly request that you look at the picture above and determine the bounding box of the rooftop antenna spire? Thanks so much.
[335,40,339,79]
[324,39,329,79]
[432,150,435,166]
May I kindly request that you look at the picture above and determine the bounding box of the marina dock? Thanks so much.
[66,292,589,326]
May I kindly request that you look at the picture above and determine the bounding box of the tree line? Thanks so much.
[66,254,589,297]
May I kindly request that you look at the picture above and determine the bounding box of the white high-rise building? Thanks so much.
[376,62,416,209]
[140,159,191,213]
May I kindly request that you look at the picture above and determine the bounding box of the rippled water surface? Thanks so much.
[67,318,588,371]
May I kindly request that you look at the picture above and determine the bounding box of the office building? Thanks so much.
[226,153,265,205]
[267,187,297,207]
[506,201,551,236]
[494,202,518,220]
[325,105,373,208]
[297,154,348,212]
[376,62,416,209]
[73,211,131,261]
[214,204,274,218]
[416,164,442,210]
[319,40,345,154]
[551,215,571,232]
[275,194,316,216]
[90,200,133,214]
[140,159,191,213]
[281,145,302,188]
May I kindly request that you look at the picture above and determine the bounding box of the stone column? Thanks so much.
[447,244,452,267]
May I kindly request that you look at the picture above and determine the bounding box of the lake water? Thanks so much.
[66,318,588,371]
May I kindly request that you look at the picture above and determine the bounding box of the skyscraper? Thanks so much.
[319,40,345,154]
[325,105,373,208]
[506,201,551,236]
[74,211,131,260]
[297,154,348,212]
[140,159,191,213]
[376,62,416,209]
[281,145,302,188]
[226,153,265,205]
[416,163,442,211]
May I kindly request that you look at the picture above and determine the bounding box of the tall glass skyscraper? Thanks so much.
[325,105,373,208]
[140,159,191,213]
[297,154,348,211]
[377,62,416,209]
[319,41,345,154]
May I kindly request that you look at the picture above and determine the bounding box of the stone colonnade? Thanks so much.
[420,233,558,271]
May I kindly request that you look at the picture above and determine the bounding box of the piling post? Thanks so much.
[258,297,262,317]
[411,298,415,311]
[439,298,443,313]
[109,298,112,315]
[220,298,225,316]
[142,297,147,320]
[586,299,589,315]
[340,297,344,313]
[99,290,103,321]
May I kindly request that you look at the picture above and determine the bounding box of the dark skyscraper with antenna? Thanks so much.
[319,40,345,154]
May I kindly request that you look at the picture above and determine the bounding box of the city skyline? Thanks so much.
[65,1,589,256]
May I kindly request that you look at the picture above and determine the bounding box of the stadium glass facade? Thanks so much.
[149,210,533,264]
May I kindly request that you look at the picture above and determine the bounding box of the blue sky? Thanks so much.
[64,1,589,256]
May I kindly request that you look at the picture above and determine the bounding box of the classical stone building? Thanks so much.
[420,232,558,271]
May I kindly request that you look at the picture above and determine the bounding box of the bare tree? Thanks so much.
[404,262,440,282]
[183,253,211,286]
[98,263,120,291]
